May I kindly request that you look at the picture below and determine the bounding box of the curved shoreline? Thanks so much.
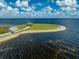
[0,25,66,44]
[21,26,66,34]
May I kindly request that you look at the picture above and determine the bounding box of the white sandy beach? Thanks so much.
[0,25,66,43]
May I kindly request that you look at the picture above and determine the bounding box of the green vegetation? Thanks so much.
[17,24,28,30]
[0,24,13,34]
[28,24,60,30]
[0,26,8,34]
[16,23,60,30]
[0,23,60,34]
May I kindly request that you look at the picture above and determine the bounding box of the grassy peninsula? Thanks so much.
[16,24,61,30]
[0,24,66,43]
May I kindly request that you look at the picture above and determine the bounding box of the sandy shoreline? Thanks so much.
[21,26,66,34]
[0,25,66,43]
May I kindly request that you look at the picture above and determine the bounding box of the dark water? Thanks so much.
[0,18,79,59]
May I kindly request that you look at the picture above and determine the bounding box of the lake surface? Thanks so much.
[0,18,79,59]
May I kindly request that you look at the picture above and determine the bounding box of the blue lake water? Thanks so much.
[0,18,79,59]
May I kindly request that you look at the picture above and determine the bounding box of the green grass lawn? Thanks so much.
[0,24,12,34]
[0,27,8,34]
[28,24,60,30]
[16,24,30,30]
[16,24,60,30]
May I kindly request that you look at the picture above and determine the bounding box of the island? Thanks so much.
[0,23,66,43]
